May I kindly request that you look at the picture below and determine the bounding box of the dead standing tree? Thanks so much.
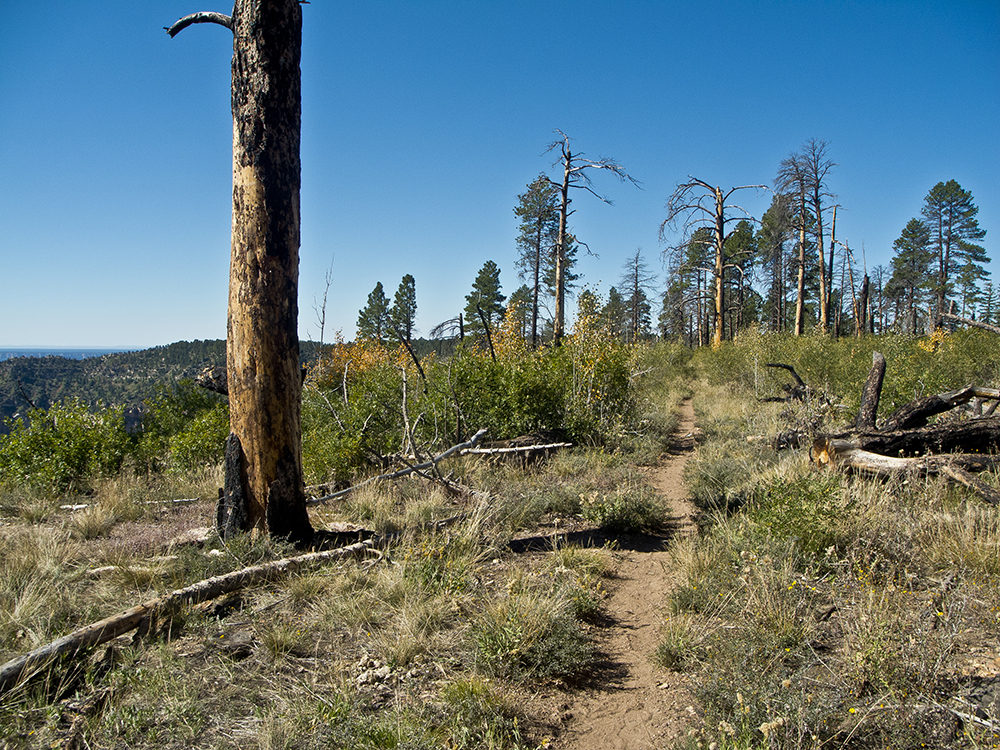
[167,1,313,544]
[544,131,638,345]
[660,178,766,348]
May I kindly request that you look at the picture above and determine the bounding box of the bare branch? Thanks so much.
[165,11,234,37]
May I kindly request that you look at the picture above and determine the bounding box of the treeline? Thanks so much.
[0,340,226,432]
[350,138,991,351]
[661,142,991,346]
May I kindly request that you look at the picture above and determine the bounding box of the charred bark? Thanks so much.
[832,417,1000,458]
[881,385,1000,432]
[170,0,313,544]
[856,351,886,429]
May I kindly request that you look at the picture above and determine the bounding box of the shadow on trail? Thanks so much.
[508,523,688,555]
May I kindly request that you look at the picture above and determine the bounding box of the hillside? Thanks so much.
[0,340,226,431]
[0,338,457,433]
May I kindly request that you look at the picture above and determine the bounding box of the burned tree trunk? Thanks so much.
[225,0,311,543]
[856,351,886,429]
[169,1,312,544]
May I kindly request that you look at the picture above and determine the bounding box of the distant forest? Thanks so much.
[0,338,454,433]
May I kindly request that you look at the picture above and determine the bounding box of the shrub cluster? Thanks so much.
[0,382,228,493]
[303,310,641,484]
[692,326,1000,416]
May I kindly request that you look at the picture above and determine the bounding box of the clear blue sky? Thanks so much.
[2,0,997,348]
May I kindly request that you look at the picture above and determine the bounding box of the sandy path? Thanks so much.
[549,399,698,749]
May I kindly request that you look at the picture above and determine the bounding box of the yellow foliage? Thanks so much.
[917,327,949,353]
[308,332,410,389]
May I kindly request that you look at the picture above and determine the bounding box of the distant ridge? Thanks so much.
[0,340,227,433]
[0,348,135,362]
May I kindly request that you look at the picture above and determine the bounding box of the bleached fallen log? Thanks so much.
[812,437,1000,505]
[460,442,572,455]
[942,312,1000,336]
[306,429,488,505]
[0,539,374,695]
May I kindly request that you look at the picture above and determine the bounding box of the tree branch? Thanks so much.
[165,11,234,37]
[307,429,489,505]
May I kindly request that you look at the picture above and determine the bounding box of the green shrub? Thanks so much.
[580,483,666,533]
[0,398,135,493]
[472,577,592,680]
[138,381,228,471]
[166,402,229,470]
[746,474,846,558]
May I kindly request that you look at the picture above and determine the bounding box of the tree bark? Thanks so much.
[711,185,725,349]
[794,187,807,336]
[225,0,312,542]
[825,417,1000,458]
[881,385,1000,432]
[856,351,886,429]
[553,151,571,346]
[169,1,311,544]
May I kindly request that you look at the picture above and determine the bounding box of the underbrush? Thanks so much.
[690,326,1000,418]
[662,380,1000,750]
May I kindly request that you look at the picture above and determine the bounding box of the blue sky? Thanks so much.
[1,0,997,348]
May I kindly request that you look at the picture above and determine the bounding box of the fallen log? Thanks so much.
[811,437,1000,505]
[461,441,572,456]
[829,416,1000,458]
[0,539,374,696]
[942,312,1000,336]
[881,385,1000,432]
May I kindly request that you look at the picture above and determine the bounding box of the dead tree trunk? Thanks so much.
[856,351,886,429]
[169,1,312,544]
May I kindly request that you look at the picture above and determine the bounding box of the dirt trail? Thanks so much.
[549,399,699,749]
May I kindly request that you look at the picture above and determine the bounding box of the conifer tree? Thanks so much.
[463,261,505,340]
[602,287,628,340]
[506,284,533,340]
[885,218,933,334]
[620,249,656,342]
[921,180,988,327]
[356,282,391,343]
[390,274,417,343]
[514,175,560,347]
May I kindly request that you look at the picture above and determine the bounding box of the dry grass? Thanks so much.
[0,435,666,749]
[662,380,1000,750]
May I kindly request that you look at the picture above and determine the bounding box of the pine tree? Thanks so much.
[620,249,656,342]
[506,284,533,340]
[463,261,506,340]
[602,287,628,340]
[921,180,988,327]
[576,288,602,327]
[356,282,391,343]
[885,218,932,334]
[756,194,791,331]
[389,274,417,343]
[514,175,560,347]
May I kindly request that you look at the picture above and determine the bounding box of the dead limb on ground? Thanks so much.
[0,539,375,696]
[306,429,572,505]
[812,351,1000,504]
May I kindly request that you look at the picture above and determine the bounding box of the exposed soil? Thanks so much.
[545,399,700,749]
